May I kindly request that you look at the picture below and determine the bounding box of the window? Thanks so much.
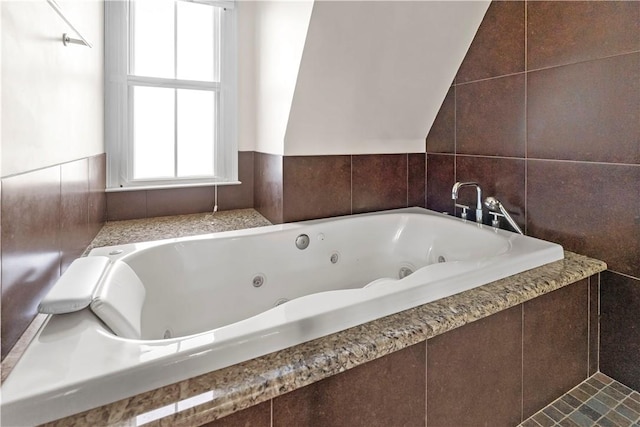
[105,0,237,190]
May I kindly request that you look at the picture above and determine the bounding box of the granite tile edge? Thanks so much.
[44,251,607,427]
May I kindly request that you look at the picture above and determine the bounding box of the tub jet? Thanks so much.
[399,266,414,279]
[252,275,265,287]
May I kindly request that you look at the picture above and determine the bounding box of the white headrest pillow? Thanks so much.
[38,257,111,314]
[90,261,146,339]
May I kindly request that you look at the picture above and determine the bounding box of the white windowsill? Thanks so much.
[105,181,242,193]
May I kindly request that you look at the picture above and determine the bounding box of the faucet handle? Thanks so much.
[489,212,503,228]
[455,203,470,220]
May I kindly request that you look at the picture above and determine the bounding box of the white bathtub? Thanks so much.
[1,208,563,425]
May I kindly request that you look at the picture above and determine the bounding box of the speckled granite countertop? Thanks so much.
[85,208,273,252]
[13,209,606,427]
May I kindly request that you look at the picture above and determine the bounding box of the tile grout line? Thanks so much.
[85,159,90,245]
[523,0,528,236]
[350,155,353,215]
[58,164,63,277]
[587,276,591,378]
[453,50,640,88]
[527,157,640,168]
[0,154,99,180]
[455,153,640,168]
[597,274,601,375]
[406,153,409,208]
[454,70,527,87]
[453,83,457,199]
[606,269,640,281]
[144,189,149,219]
[456,153,525,161]
[521,303,525,423]
[424,341,428,427]
[525,49,640,77]
[424,152,427,209]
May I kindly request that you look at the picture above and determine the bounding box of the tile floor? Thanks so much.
[520,372,640,427]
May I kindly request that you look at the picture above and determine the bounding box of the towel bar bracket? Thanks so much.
[62,33,89,47]
[47,0,93,48]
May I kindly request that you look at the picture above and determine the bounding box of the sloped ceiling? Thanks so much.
[252,0,315,155]
[281,0,490,155]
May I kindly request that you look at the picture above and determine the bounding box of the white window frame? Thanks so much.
[105,0,237,191]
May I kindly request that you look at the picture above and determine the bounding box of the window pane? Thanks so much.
[176,1,219,82]
[132,0,175,78]
[133,86,175,179]
[177,89,215,177]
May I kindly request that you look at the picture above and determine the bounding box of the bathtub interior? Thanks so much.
[118,213,511,340]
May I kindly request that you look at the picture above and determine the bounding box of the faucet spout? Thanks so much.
[451,182,483,223]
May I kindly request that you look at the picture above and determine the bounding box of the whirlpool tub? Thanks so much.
[1,208,563,425]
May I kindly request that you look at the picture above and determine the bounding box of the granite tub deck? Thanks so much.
[85,208,273,250]
[7,209,606,426]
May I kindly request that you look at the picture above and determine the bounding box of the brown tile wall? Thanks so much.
[0,154,107,360]
[589,275,599,377]
[426,0,640,390]
[254,152,283,224]
[205,277,595,426]
[258,153,426,224]
[106,151,255,221]
[427,305,522,426]
[522,279,590,418]
[281,155,351,223]
[600,271,640,391]
[273,342,426,427]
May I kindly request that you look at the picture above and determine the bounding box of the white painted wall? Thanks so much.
[252,0,313,155]
[284,0,489,156]
[0,3,3,178]
[236,1,256,152]
[1,0,104,177]
[1,0,488,172]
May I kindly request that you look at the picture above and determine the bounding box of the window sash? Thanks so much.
[105,0,237,191]
[129,0,222,83]
[127,84,219,182]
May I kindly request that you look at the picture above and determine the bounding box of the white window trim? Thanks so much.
[105,0,237,191]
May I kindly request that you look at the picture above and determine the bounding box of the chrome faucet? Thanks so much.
[451,182,483,223]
